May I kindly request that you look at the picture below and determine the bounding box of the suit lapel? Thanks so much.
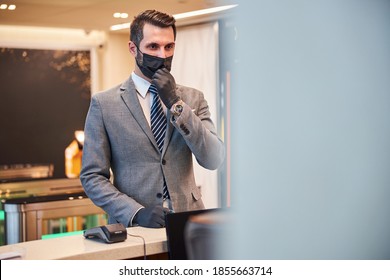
[119,77,160,152]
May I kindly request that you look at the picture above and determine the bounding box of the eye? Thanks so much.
[165,43,175,51]
[147,43,159,50]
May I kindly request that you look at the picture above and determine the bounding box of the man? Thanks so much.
[80,10,225,228]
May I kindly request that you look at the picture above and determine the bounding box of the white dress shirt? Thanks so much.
[131,72,167,127]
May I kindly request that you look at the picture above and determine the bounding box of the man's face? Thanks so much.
[129,23,175,80]
[139,23,175,58]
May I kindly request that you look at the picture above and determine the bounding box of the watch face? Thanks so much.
[175,104,183,114]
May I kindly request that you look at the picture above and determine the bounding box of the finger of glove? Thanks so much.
[148,219,164,228]
[137,207,157,221]
[153,67,170,78]
[151,69,164,85]
[150,210,166,227]
[137,208,162,227]
[153,69,175,87]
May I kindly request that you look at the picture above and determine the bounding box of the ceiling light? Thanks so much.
[110,22,131,31]
[0,3,16,10]
[173,4,237,20]
[109,5,237,31]
[113,12,128,19]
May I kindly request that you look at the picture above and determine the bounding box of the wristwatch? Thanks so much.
[171,100,184,118]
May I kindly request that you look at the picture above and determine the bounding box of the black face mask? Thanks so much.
[135,47,173,79]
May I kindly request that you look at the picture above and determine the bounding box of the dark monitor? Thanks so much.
[165,208,220,260]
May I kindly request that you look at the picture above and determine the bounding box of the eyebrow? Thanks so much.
[144,42,175,47]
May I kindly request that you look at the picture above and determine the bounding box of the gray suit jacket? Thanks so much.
[80,76,225,226]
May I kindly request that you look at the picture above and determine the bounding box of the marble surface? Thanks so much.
[0,226,167,260]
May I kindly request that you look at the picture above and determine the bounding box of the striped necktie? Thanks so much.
[149,84,170,199]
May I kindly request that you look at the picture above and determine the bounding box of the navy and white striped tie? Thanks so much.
[149,84,170,199]
[150,85,167,152]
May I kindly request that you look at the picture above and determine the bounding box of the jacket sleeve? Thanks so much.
[80,94,142,227]
[170,87,225,170]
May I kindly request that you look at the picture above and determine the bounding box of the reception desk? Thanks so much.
[0,226,168,260]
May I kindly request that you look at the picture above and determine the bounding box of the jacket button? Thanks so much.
[180,124,190,135]
[156,193,163,198]
[162,159,166,165]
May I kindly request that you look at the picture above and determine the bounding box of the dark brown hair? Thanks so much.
[130,10,176,46]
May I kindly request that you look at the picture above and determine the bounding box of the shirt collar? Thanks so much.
[131,72,151,99]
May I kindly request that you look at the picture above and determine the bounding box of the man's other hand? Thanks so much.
[134,205,170,228]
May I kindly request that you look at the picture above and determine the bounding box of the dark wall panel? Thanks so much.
[0,48,91,179]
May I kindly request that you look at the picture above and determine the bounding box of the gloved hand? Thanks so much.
[152,68,180,109]
[134,205,170,228]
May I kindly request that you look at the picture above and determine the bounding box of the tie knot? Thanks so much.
[149,84,158,95]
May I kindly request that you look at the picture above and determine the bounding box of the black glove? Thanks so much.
[134,205,170,228]
[152,68,180,109]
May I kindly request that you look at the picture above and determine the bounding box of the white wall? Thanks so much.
[171,22,220,209]
[99,33,133,91]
